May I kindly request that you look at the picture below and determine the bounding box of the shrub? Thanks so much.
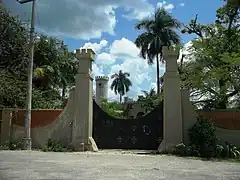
[188,116,218,158]
[173,143,199,157]
[0,140,23,150]
[216,142,240,159]
[0,144,9,150]
[173,117,240,160]
[42,139,73,152]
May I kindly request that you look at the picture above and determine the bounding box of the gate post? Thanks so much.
[158,46,183,152]
[71,48,98,152]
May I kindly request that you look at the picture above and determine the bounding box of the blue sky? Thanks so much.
[64,0,224,50]
[3,0,224,101]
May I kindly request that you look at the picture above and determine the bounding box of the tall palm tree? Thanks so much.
[111,70,132,103]
[225,0,240,7]
[135,8,181,94]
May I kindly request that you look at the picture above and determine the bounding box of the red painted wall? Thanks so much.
[0,109,239,130]
[12,109,63,128]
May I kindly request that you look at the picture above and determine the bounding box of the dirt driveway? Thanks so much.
[0,150,239,180]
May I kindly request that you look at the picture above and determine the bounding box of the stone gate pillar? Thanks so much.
[71,48,98,152]
[158,46,183,152]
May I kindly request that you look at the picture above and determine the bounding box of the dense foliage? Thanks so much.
[181,2,240,109]
[0,6,78,109]
[188,117,218,157]
[174,117,240,159]
[137,88,163,112]
[101,98,124,118]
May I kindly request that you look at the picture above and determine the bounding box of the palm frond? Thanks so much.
[135,19,154,31]
[124,72,130,77]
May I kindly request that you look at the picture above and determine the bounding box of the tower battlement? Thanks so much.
[75,48,96,61]
[95,76,109,81]
[162,46,180,58]
[95,76,109,105]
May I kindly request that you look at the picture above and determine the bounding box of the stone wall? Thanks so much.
[1,90,240,148]
[12,109,62,128]
[0,88,75,148]
[181,89,240,147]
[198,111,240,130]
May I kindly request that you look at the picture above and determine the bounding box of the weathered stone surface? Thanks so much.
[87,137,98,152]
[157,140,175,153]
[160,45,183,152]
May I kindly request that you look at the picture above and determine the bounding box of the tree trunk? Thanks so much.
[156,53,160,94]
[217,79,228,109]
[120,94,122,103]
[62,85,66,101]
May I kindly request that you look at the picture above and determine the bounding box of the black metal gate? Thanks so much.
[93,101,163,150]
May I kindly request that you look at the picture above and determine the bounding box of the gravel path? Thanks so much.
[0,150,239,180]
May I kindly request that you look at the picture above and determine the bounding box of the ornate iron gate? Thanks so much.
[93,101,163,150]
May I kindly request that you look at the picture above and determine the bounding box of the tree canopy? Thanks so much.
[0,6,78,109]
[181,2,240,109]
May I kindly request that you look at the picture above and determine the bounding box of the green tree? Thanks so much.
[0,6,28,76]
[0,70,63,109]
[225,0,240,8]
[135,8,181,94]
[0,7,78,109]
[137,88,163,112]
[181,2,240,109]
[101,98,124,118]
[110,70,132,103]
[33,35,78,99]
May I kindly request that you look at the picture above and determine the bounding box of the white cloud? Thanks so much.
[157,1,175,12]
[179,3,185,7]
[80,38,165,101]
[79,39,193,101]
[123,7,153,20]
[3,0,154,39]
[92,63,104,77]
[97,52,116,65]
[79,40,116,65]
[110,38,139,58]
[178,41,195,63]
[81,40,108,52]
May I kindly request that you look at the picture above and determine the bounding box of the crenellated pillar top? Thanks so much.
[75,48,96,61]
[162,46,180,73]
[75,48,96,75]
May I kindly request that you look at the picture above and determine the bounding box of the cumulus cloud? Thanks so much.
[97,52,116,65]
[83,39,194,101]
[3,0,153,39]
[81,40,108,52]
[157,1,175,12]
[178,41,195,63]
[110,38,139,58]
[80,38,165,101]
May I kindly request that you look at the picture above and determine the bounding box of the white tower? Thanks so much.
[95,76,109,105]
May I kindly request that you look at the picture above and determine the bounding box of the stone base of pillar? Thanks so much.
[157,140,176,153]
[73,142,85,152]
[85,137,98,152]
[73,137,98,152]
